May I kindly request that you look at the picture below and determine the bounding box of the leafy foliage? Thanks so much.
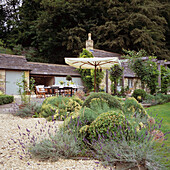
[91,135,165,169]
[143,93,170,105]
[29,130,81,161]
[109,64,123,95]
[63,98,112,133]
[86,111,132,141]
[0,95,14,105]
[14,102,42,118]
[77,49,104,92]
[40,96,82,121]
[161,66,170,94]
[1,0,169,63]
[123,97,149,119]
[66,75,72,81]
[124,49,159,94]
[132,89,147,102]
[82,92,123,110]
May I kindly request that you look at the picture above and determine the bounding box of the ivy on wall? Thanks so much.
[123,49,159,94]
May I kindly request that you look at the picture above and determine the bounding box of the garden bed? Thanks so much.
[0,113,108,169]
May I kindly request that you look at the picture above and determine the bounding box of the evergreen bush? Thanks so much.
[63,98,116,135]
[85,111,132,141]
[132,89,147,102]
[123,97,148,119]
[40,96,82,121]
[143,93,170,105]
[0,95,14,105]
[82,92,123,110]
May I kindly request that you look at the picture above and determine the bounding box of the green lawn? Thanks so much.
[146,102,170,167]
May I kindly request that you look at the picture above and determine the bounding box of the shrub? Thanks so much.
[14,102,41,118]
[0,95,14,105]
[132,89,147,102]
[40,96,82,121]
[154,93,170,104]
[123,97,148,119]
[63,98,116,133]
[63,107,98,133]
[143,93,170,105]
[91,135,165,170]
[85,111,132,141]
[29,130,81,161]
[82,92,123,110]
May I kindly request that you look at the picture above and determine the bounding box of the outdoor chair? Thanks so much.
[35,85,46,98]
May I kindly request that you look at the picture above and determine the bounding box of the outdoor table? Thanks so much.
[44,86,52,94]
[58,86,78,97]
[51,85,59,95]
[50,85,78,97]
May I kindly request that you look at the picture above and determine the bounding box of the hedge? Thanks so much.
[0,95,14,105]
[82,92,123,110]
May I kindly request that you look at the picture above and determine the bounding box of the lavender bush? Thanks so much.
[14,102,41,118]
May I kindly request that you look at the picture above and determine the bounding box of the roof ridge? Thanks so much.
[93,48,121,55]
[0,53,26,59]
[28,62,71,67]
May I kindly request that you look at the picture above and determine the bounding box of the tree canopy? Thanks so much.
[0,0,169,64]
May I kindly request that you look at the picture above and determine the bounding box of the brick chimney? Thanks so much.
[86,33,93,51]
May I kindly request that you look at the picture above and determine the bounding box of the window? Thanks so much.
[128,79,133,88]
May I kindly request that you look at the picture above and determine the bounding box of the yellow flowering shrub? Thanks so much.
[40,96,83,121]
[124,97,148,119]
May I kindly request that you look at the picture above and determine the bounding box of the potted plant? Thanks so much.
[59,81,64,87]
[66,75,72,81]
[70,81,74,87]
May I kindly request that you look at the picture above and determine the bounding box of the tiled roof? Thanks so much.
[90,49,136,77]
[28,62,80,76]
[0,54,31,70]
[0,54,80,76]
[0,53,137,77]
[91,49,122,59]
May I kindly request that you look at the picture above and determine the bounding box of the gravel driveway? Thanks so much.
[0,98,108,170]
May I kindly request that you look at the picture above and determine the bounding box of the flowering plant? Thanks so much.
[59,81,64,85]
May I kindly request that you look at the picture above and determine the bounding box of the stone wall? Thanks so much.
[24,71,30,88]
[0,70,5,93]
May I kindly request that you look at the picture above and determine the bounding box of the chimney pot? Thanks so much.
[86,33,93,51]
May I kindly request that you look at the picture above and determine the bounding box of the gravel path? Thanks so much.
[0,102,108,170]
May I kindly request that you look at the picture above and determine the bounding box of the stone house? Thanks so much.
[0,54,82,95]
[85,33,170,94]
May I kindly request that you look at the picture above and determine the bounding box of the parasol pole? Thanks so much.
[94,63,96,92]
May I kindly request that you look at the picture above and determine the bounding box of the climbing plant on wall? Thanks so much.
[109,64,123,95]
[123,49,159,94]
[78,49,104,92]
[161,66,170,94]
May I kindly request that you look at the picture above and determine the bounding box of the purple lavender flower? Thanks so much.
[26,128,30,133]
[17,125,21,129]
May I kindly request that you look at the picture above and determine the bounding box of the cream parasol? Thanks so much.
[65,57,120,92]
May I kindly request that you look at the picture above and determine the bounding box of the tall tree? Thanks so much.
[0,0,169,63]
